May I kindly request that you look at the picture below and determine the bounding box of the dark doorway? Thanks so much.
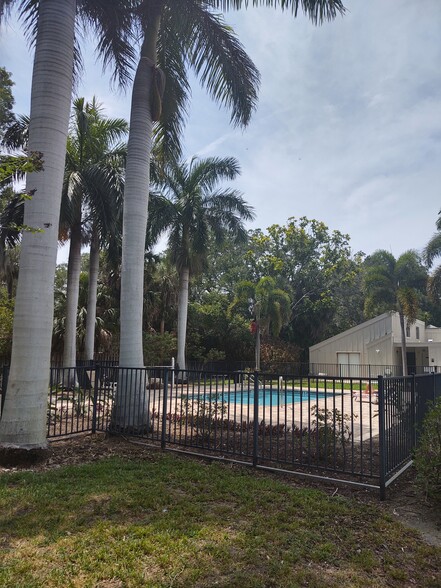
[407,351,416,374]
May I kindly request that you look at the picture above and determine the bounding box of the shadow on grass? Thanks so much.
[1,454,440,588]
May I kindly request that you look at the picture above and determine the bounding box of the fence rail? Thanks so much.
[1,365,439,498]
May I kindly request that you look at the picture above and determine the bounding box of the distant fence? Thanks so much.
[187,360,441,378]
[2,365,439,499]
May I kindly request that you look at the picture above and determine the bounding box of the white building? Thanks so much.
[309,312,441,377]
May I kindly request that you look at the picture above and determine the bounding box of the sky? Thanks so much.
[1,0,441,263]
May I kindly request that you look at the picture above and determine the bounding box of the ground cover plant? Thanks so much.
[0,436,440,588]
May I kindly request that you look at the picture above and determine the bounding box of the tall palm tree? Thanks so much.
[229,276,291,370]
[363,250,427,376]
[119,3,259,375]
[150,156,255,371]
[0,0,134,451]
[119,0,345,367]
[61,97,127,370]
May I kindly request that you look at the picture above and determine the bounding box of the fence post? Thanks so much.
[411,374,416,448]
[253,371,259,467]
[378,375,386,500]
[91,363,100,434]
[161,368,169,449]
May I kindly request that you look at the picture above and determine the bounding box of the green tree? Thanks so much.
[118,2,260,376]
[363,249,428,375]
[0,67,14,138]
[53,256,118,357]
[424,215,441,302]
[229,276,291,370]
[244,218,365,351]
[118,0,345,372]
[145,257,178,335]
[61,97,127,367]
[187,290,254,365]
[0,286,14,357]
[150,156,254,371]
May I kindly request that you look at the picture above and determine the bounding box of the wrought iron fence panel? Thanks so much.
[5,363,441,498]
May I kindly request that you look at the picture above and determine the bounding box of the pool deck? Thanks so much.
[165,385,379,443]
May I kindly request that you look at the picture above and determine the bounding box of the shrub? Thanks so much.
[413,398,441,500]
[0,287,13,357]
[143,332,177,366]
[310,405,352,461]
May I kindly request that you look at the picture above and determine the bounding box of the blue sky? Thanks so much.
[1,0,441,262]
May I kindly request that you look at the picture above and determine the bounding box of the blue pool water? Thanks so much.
[203,389,332,407]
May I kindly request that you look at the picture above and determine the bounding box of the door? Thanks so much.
[407,351,416,374]
[337,352,360,378]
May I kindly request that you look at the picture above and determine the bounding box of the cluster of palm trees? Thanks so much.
[0,0,346,450]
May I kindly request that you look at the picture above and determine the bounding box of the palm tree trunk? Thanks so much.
[399,311,408,376]
[114,9,161,431]
[84,227,99,360]
[63,222,82,371]
[119,14,161,368]
[0,0,76,450]
[177,267,190,372]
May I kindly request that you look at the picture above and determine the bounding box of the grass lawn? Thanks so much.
[0,447,440,588]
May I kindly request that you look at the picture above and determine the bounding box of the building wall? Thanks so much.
[309,313,393,366]
[391,315,426,344]
[310,312,441,371]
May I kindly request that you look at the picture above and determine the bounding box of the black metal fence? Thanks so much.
[188,360,441,378]
[1,365,439,498]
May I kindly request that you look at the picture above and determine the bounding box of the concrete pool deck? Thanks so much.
[163,386,379,443]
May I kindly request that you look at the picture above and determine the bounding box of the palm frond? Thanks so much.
[205,188,255,221]
[425,232,441,267]
[79,0,137,88]
[428,267,441,302]
[212,0,346,23]
[173,2,260,128]
[0,0,17,22]
[154,9,191,163]
[1,114,29,150]
[147,192,176,247]
[397,287,419,324]
[0,189,23,248]
[188,156,241,193]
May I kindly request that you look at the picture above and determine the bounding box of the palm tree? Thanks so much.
[119,0,345,366]
[119,3,259,374]
[363,250,427,376]
[424,215,441,301]
[0,0,134,451]
[61,97,127,370]
[150,156,255,371]
[229,276,291,370]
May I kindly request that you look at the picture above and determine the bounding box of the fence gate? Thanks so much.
[379,372,440,499]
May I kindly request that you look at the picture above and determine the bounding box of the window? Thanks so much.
[416,326,420,340]
[406,324,411,337]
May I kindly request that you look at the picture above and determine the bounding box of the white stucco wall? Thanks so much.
[310,312,441,372]
[309,313,393,365]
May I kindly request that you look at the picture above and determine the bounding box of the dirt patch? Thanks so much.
[1,432,439,547]
[382,469,441,547]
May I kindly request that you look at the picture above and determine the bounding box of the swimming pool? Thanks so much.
[202,389,334,407]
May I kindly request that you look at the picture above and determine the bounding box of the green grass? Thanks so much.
[1,452,439,588]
